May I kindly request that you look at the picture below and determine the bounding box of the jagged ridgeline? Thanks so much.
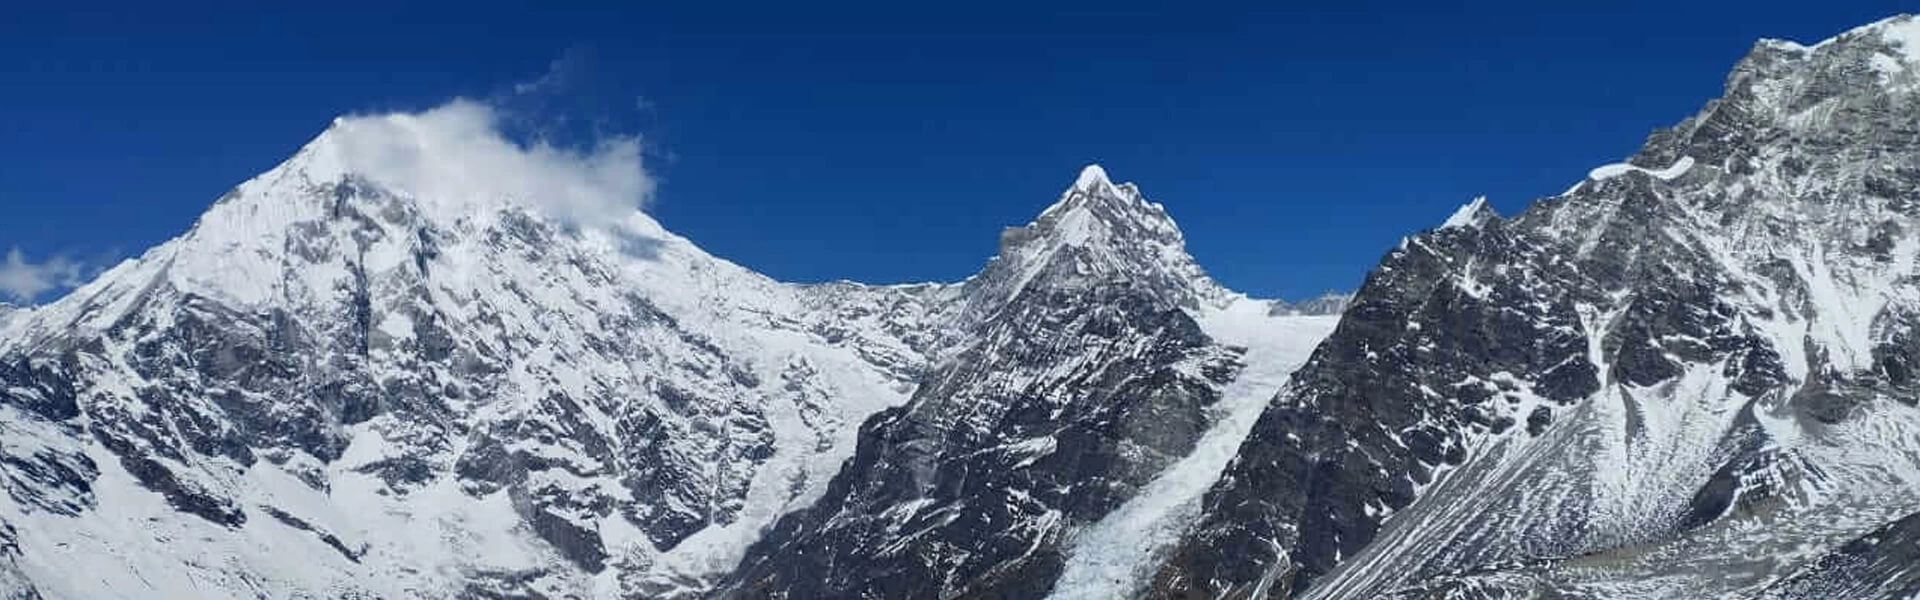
[0,126,1339,597]
[720,169,1337,599]
[4,14,1920,600]
[1151,15,1920,600]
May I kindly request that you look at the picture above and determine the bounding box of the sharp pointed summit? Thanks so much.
[719,163,1337,600]
[961,165,1229,324]
[12,14,1920,600]
[1073,163,1111,189]
[1439,196,1496,230]
[0,105,952,598]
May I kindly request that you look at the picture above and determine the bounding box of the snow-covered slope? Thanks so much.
[719,165,1338,599]
[0,116,1339,598]
[1049,301,1337,600]
[14,15,1920,600]
[0,108,952,598]
[1150,14,1920,600]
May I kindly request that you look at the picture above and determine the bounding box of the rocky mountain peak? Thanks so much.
[21,15,1920,600]
[1620,13,1920,172]
[1021,164,1182,250]
[1070,163,1118,194]
[1439,196,1497,230]
[960,165,1230,321]
[1534,11,1920,273]
[1151,15,1920,600]
[0,105,956,598]
[1755,13,1920,63]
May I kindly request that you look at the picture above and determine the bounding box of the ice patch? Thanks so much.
[1047,297,1339,600]
[376,312,414,340]
[1872,53,1908,76]
[1441,196,1493,229]
[1073,163,1113,193]
[1569,155,1697,193]
[1872,14,1920,58]
[1760,38,1811,53]
[1588,155,1695,182]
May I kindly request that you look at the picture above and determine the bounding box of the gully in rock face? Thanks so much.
[4,12,1920,600]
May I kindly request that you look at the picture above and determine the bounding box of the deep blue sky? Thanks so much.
[1,2,1909,302]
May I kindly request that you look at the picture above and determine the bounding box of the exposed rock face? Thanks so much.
[720,171,1313,599]
[1271,292,1354,317]
[8,14,1920,600]
[0,148,1339,598]
[1756,510,1920,599]
[1151,15,1920,600]
[0,126,949,598]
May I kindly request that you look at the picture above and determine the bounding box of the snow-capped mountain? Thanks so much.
[721,167,1336,599]
[8,13,1920,600]
[1149,14,1920,600]
[0,113,1337,597]
[0,108,953,598]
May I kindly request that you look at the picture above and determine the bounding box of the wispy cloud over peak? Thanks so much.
[0,248,84,304]
[317,98,655,232]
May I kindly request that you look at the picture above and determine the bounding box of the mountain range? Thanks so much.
[4,14,1920,600]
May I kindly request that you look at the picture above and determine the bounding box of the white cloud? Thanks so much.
[512,63,561,95]
[0,248,83,304]
[319,99,654,231]
[511,51,581,96]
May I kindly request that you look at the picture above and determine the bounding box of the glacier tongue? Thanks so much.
[710,166,1340,600]
[21,14,1920,600]
[1048,298,1337,600]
